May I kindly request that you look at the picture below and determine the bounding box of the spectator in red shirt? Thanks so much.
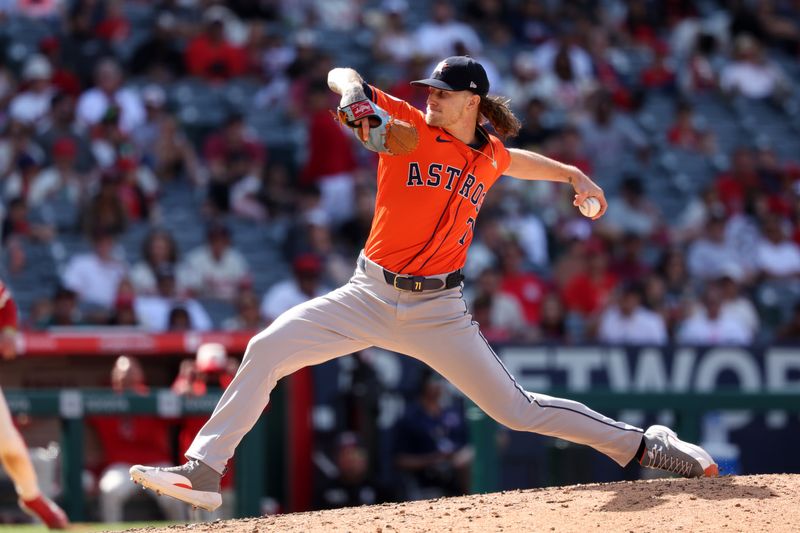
[87,355,184,523]
[610,233,651,283]
[498,240,548,325]
[679,33,720,95]
[640,42,676,92]
[715,146,760,215]
[666,102,715,154]
[94,0,130,44]
[300,82,359,225]
[114,157,158,223]
[561,240,618,317]
[37,38,81,98]
[185,11,246,81]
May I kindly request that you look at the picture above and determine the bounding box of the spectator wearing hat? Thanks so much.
[76,58,145,134]
[114,156,158,223]
[28,137,81,206]
[183,224,251,301]
[171,343,238,518]
[108,278,139,327]
[202,112,265,214]
[131,85,167,157]
[26,137,87,231]
[61,229,128,310]
[315,432,393,510]
[597,282,668,345]
[9,55,55,126]
[87,355,184,523]
[392,369,473,500]
[185,8,247,81]
[133,265,212,332]
[260,253,330,322]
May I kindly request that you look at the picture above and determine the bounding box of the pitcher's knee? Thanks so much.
[243,333,294,382]
[243,332,282,363]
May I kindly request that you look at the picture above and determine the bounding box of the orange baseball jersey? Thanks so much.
[362,85,511,276]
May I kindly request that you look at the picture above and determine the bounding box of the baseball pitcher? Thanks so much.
[131,56,717,512]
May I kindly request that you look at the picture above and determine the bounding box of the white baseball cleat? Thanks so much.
[639,425,719,478]
[129,460,223,511]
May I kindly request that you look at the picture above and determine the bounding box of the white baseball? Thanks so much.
[579,196,601,218]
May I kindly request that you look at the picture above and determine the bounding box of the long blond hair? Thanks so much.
[479,95,521,139]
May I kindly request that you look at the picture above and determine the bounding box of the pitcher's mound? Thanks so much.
[125,474,799,533]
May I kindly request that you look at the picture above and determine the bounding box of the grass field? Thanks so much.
[0,522,178,532]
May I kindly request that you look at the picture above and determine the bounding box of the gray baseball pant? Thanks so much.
[187,253,644,474]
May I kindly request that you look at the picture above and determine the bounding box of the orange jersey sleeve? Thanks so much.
[363,85,511,276]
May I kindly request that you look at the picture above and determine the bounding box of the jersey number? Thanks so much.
[458,217,476,246]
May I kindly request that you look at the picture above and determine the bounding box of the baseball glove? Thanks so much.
[336,99,419,156]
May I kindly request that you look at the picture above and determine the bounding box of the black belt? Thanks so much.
[359,256,464,292]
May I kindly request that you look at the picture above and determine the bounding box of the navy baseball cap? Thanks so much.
[411,56,489,96]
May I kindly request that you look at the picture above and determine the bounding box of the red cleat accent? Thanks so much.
[19,495,69,530]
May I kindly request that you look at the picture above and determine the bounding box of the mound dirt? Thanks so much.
[121,474,799,533]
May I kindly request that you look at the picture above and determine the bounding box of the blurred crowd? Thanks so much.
[0,0,799,347]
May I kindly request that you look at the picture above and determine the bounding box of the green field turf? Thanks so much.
[0,521,180,532]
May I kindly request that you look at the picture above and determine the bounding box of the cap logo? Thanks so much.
[470,81,477,89]
[433,60,449,77]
